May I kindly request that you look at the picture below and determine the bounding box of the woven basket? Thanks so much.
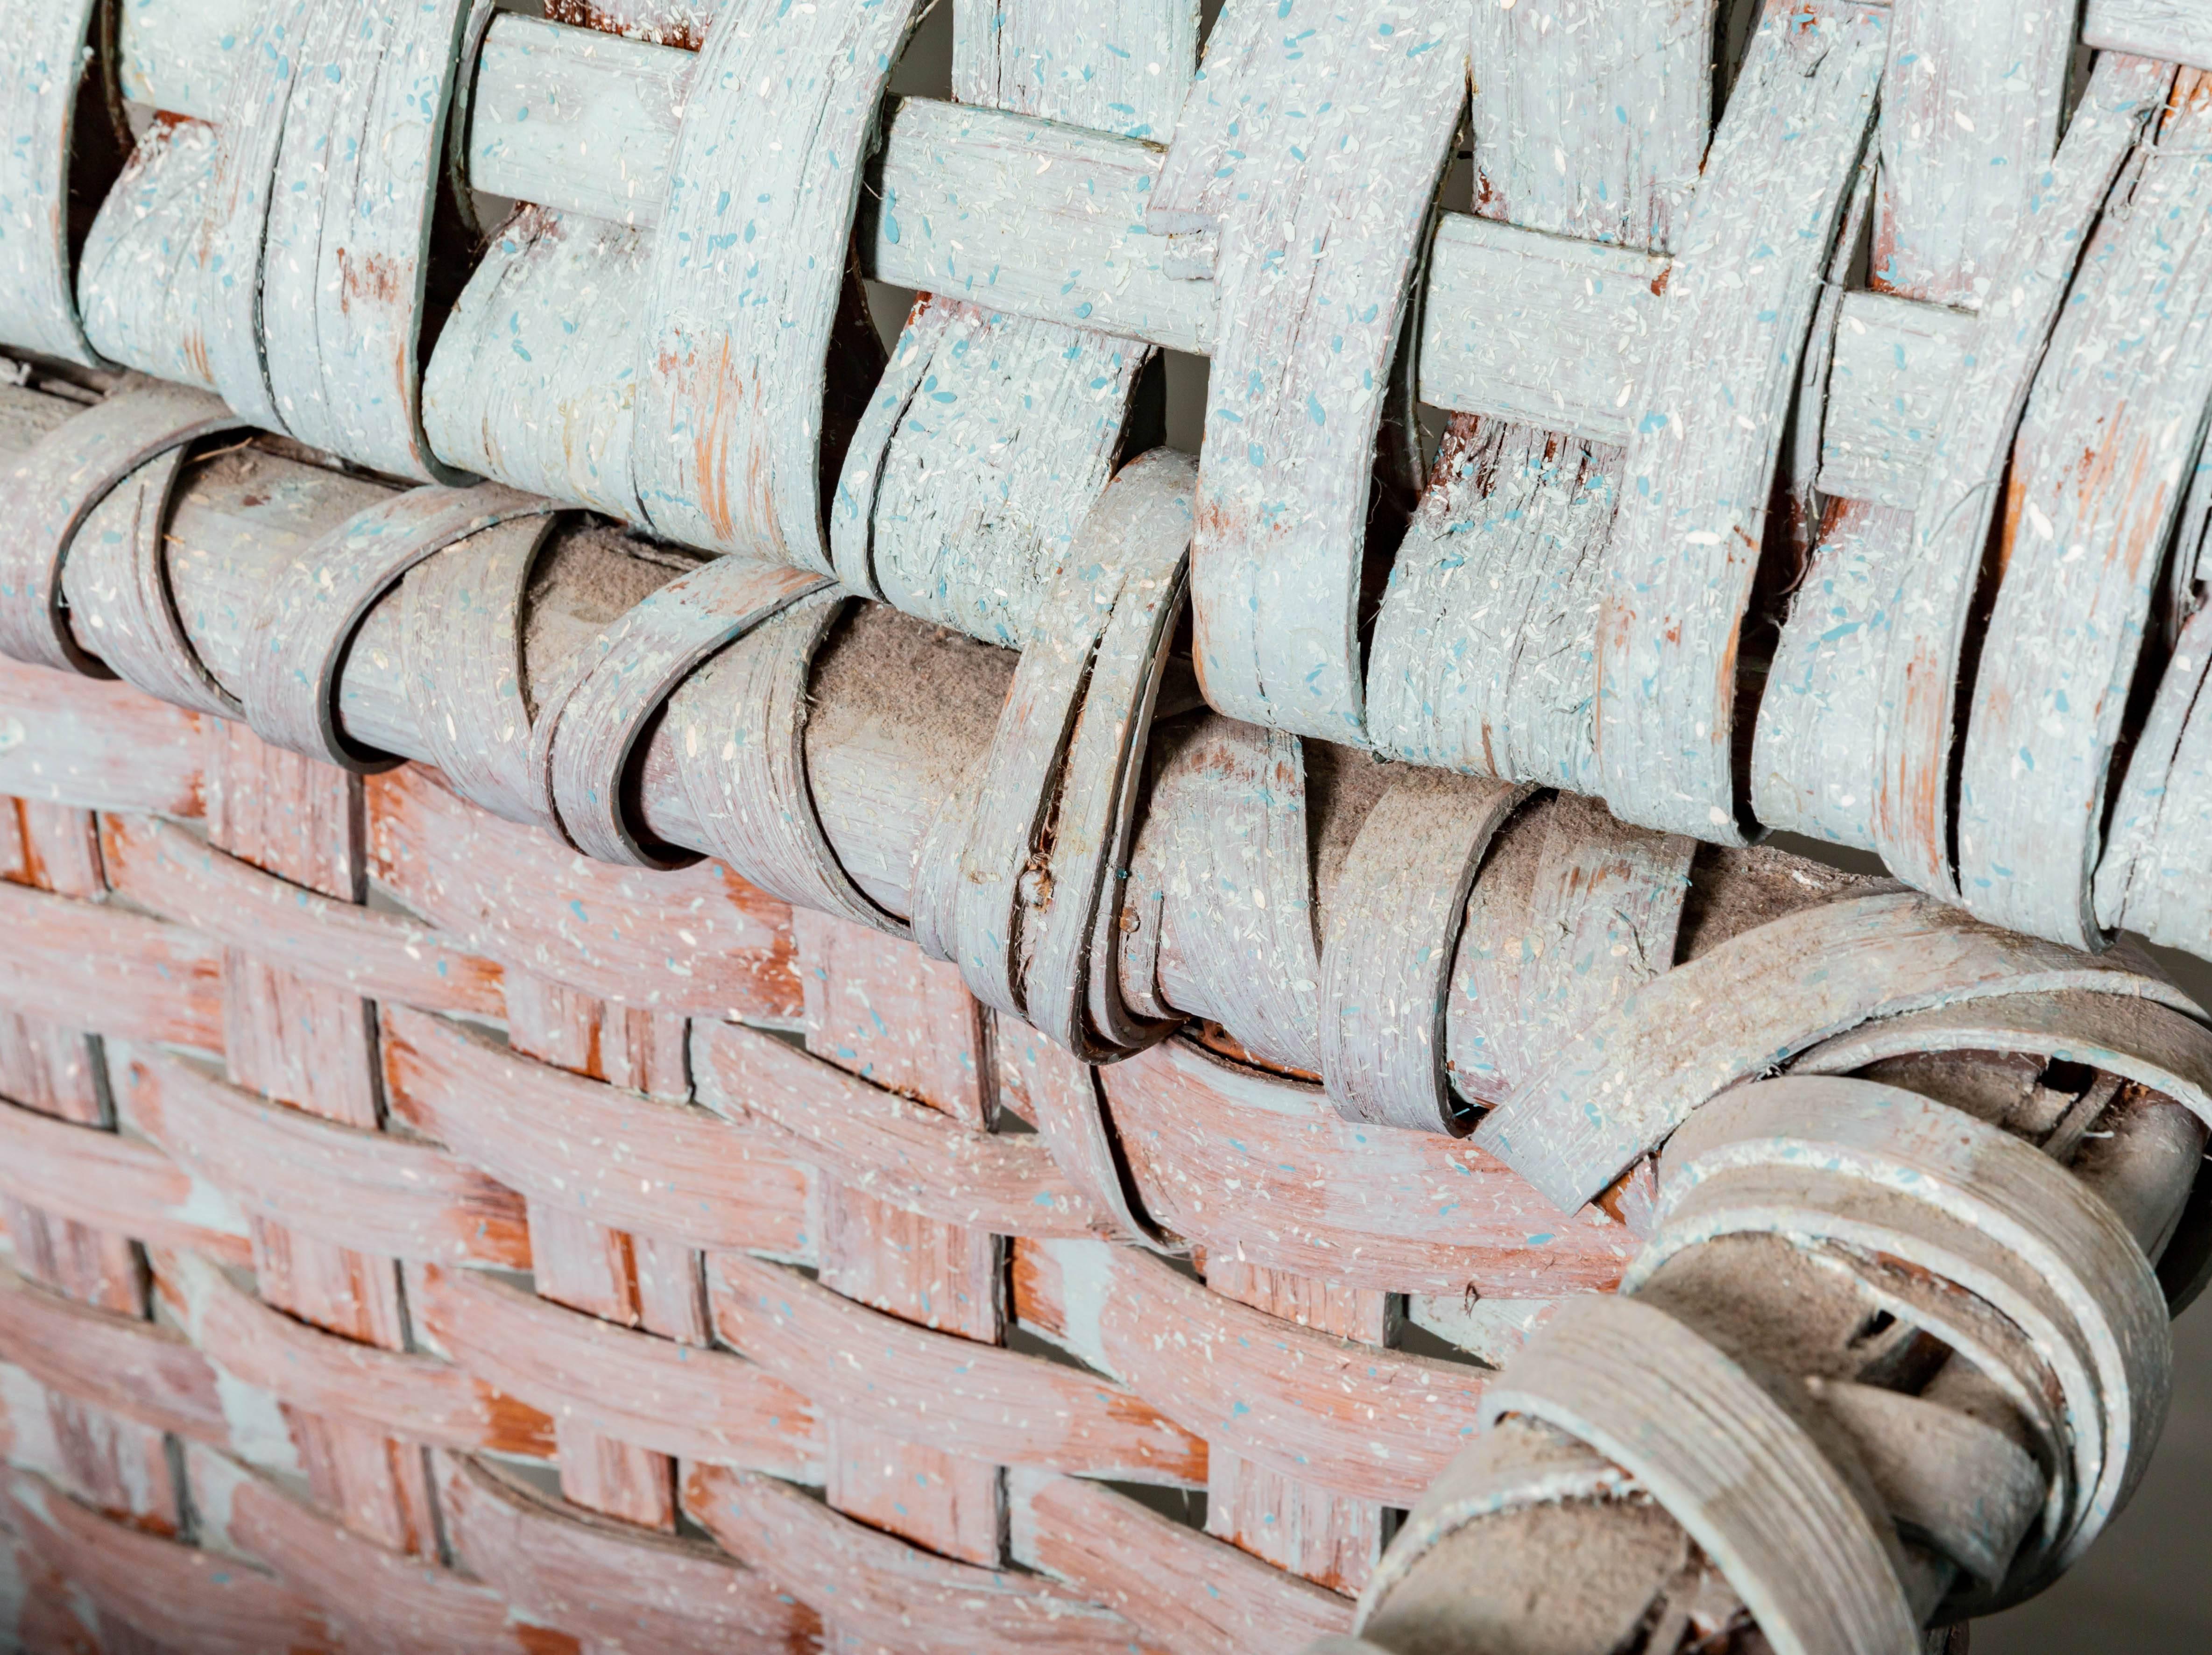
[4,0,2212,1650]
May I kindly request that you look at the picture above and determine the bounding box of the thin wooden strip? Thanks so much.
[1025,449,1194,1061]
[435,1452,822,1655]
[0,0,105,361]
[540,554,830,866]
[415,1265,824,1478]
[952,0,1197,140]
[1791,988,2212,1125]
[0,1259,237,1451]
[1476,888,2205,1213]
[2085,0,2212,67]
[1009,1468,1354,1654]
[402,513,561,828]
[1320,772,1526,1132]
[0,881,225,1051]
[2096,602,2212,950]
[1868,53,2174,897]
[381,1003,813,1258]
[1038,1237,1489,1504]
[1102,1034,1633,1296]
[1118,715,1324,1072]
[0,653,204,815]
[101,816,504,1017]
[690,1015,1102,1237]
[1479,1294,1919,1655]
[685,1462,1145,1653]
[998,1018,1170,1247]
[712,1250,1206,1483]
[1652,1076,2172,1589]
[421,204,654,519]
[0,1095,250,1266]
[58,446,243,720]
[150,1246,552,1459]
[1956,71,2212,947]
[1,1465,337,1655]
[1366,417,1621,793]
[254,0,475,482]
[186,1444,528,1655]
[0,378,245,674]
[1813,295,1976,506]
[195,0,317,435]
[1164,0,1466,740]
[78,111,225,391]
[850,300,1150,648]
[120,1049,530,1269]
[238,483,554,772]
[1590,0,1887,842]
[629,0,921,564]
[365,765,804,1021]
[1446,794,1695,1106]
[673,591,907,933]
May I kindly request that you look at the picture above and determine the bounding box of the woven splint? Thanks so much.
[5,0,2212,1650]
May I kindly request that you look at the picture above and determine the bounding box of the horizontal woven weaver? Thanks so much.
[4,0,2212,1650]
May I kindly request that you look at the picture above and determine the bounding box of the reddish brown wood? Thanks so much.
[684,1463,1155,1654]
[794,906,992,1127]
[0,655,205,817]
[415,1265,825,1480]
[711,1250,1207,1485]
[0,1095,251,1266]
[101,815,505,1016]
[692,1017,1103,1236]
[121,1050,530,1268]
[436,1452,824,1655]
[1,1464,337,1655]
[1102,1036,1634,1297]
[367,764,804,1022]
[381,1003,812,1257]
[0,881,224,1051]
[150,1247,553,1458]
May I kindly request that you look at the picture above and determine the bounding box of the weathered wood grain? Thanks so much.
[436,1450,824,1655]
[1866,54,2172,897]
[1475,888,2202,1215]
[713,1248,1206,1484]
[401,513,560,827]
[186,1443,531,1655]
[0,1093,249,1266]
[382,1003,814,1258]
[953,0,1195,140]
[121,1048,530,1269]
[1117,714,1322,1073]
[0,653,204,815]
[367,763,804,1021]
[691,1014,1102,1236]
[0,1464,336,1655]
[1101,1033,1632,1295]
[240,485,555,772]
[1010,1468,1356,1653]
[1320,772,1525,1132]
[151,1245,552,1459]
[101,815,504,1016]
[0,377,243,675]
[673,593,911,933]
[629,0,920,563]
[1016,1236,1486,1504]
[1159,0,1464,740]
[1445,793,1694,1107]
[0,880,224,1051]
[1590,0,1887,842]
[2086,0,2212,67]
[1957,69,2212,947]
[0,0,106,364]
[415,1264,825,1479]
[2098,602,2212,953]
[251,0,477,481]
[77,110,224,389]
[539,553,829,864]
[684,1462,1148,1654]
[1477,1294,1920,1655]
